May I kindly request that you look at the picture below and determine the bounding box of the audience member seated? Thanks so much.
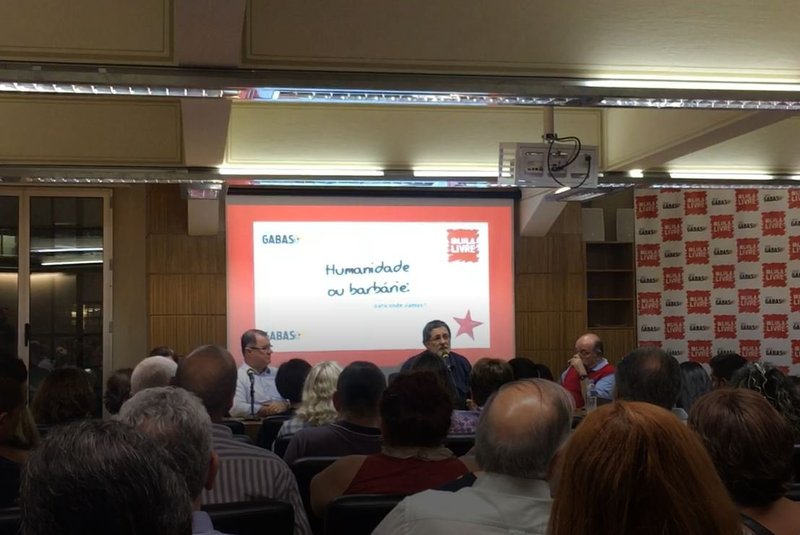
[283,361,385,466]
[375,379,574,534]
[730,363,800,442]
[690,389,800,535]
[408,352,457,406]
[310,372,469,517]
[118,387,228,535]
[450,358,513,434]
[549,401,741,535]
[103,367,133,415]
[149,345,178,363]
[508,357,538,379]
[31,366,94,425]
[277,361,341,439]
[275,358,312,415]
[175,345,311,535]
[676,361,712,412]
[709,352,747,389]
[560,333,615,409]
[615,347,685,419]
[130,355,177,395]
[533,363,554,381]
[0,358,29,508]
[20,419,192,535]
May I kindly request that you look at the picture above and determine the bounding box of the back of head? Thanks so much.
[21,419,192,535]
[615,347,681,409]
[709,352,747,385]
[175,345,237,420]
[730,362,800,441]
[31,366,94,425]
[475,379,573,479]
[380,371,452,448]
[550,401,740,535]
[275,358,312,404]
[103,368,133,415]
[409,352,455,402]
[130,356,177,395]
[149,346,175,359]
[689,388,794,507]
[469,358,514,406]
[508,358,538,380]
[676,361,712,411]
[336,361,386,418]
[117,386,212,500]
[296,361,342,425]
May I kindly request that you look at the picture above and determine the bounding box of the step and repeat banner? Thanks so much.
[635,188,800,375]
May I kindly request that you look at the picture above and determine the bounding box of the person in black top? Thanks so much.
[0,357,29,507]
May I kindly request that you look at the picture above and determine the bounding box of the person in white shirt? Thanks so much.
[231,329,289,418]
[374,378,574,535]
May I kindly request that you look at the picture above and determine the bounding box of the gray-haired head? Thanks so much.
[21,419,192,535]
[130,356,178,395]
[118,386,212,500]
[475,379,574,479]
[422,320,450,344]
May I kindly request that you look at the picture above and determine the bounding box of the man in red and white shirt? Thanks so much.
[560,333,615,409]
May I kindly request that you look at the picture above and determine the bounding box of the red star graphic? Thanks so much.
[453,310,484,340]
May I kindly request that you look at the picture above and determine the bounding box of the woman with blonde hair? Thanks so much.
[277,360,342,438]
[549,401,741,535]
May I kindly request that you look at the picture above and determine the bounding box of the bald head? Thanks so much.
[175,345,237,421]
[475,379,574,479]
[575,333,604,369]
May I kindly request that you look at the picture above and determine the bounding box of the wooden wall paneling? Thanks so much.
[149,274,226,315]
[595,328,636,364]
[149,315,227,356]
[147,183,187,234]
[147,234,222,274]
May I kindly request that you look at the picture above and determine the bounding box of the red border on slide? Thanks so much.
[226,202,514,367]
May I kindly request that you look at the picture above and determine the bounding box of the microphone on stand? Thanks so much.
[441,351,454,372]
[247,368,256,419]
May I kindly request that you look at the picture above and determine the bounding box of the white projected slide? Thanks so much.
[252,221,490,352]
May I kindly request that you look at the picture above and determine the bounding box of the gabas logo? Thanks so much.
[661,201,680,210]
[766,349,787,357]
[687,290,711,314]
[737,238,759,263]
[711,197,731,206]
[738,289,760,314]
[640,324,661,333]
[763,193,784,202]
[638,228,658,236]
[713,265,735,289]
[685,241,709,265]
[710,214,734,239]
[739,322,759,331]
[661,218,682,241]
[639,275,659,284]
[663,267,683,290]
[764,245,784,254]
[762,211,786,236]
[738,221,758,230]
[688,341,712,363]
[664,316,685,340]
[736,189,759,212]
[665,298,683,307]
[635,195,658,219]
[447,229,479,262]
[638,293,661,316]
[740,340,761,361]
[763,263,787,288]
[790,189,800,209]
[790,236,800,261]
[715,297,735,306]
[687,273,708,282]
[764,296,786,305]
[689,323,710,332]
[684,191,707,215]
[268,330,298,341]
[637,244,660,267]
[791,288,800,313]
[764,314,788,339]
[667,348,684,357]
[261,234,298,244]
[712,247,732,256]
[663,249,682,258]
[714,315,737,339]
[687,224,707,233]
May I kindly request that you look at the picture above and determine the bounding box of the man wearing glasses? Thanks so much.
[231,329,289,418]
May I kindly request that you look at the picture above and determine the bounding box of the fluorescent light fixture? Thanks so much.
[554,186,572,194]
[583,79,800,92]
[627,169,644,178]
[412,169,497,178]
[32,247,102,253]
[669,171,773,181]
[218,166,385,177]
[40,259,103,266]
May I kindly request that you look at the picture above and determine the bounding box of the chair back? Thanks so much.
[324,494,405,535]
[202,499,294,535]
[256,415,292,450]
[0,506,20,535]
[273,434,294,457]
[444,435,475,456]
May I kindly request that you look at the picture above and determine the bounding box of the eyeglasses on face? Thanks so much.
[246,345,272,352]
